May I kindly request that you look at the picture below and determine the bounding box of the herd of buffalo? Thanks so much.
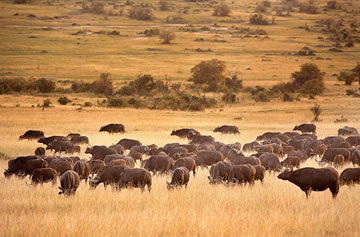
[3,123,360,198]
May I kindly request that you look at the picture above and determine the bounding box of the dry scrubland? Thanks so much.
[1,105,360,236]
[1,0,360,235]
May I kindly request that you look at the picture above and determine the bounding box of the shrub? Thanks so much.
[166,15,186,24]
[224,73,243,92]
[291,63,324,90]
[337,71,356,85]
[310,104,322,122]
[299,79,325,95]
[255,5,267,13]
[57,96,72,105]
[14,0,28,3]
[0,152,11,160]
[249,14,269,25]
[327,1,340,9]
[222,92,237,103]
[253,92,270,102]
[159,0,170,10]
[91,0,105,14]
[159,29,175,44]
[213,3,231,16]
[71,81,93,93]
[299,2,318,14]
[35,78,56,93]
[189,59,226,92]
[128,7,153,21]
[43,99,52,108]
[92,73,113,96]
[144,28,160,36]
[83,101,92,107]
[107,97,126,107]
[0,77,27,94]
[283,93,294,102]
[351,63,360,84]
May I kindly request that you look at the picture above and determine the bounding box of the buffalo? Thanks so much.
[70,136,89,145]
[58,170,80,196]
[35,147,46,156]
[228,164,256,185]
[48,158,72,175]
[293,123,316,134]
[73,160,91,183]
[89,165,127,189]
[213,125,240,135]
[4,156,38,178]
[253,165,266,183]
[195,151,223,168]
[167,167,190,190]
[87,160,105,178]
[117,138,142,150]
[85,145,117,160]
[19,130,44,140]
[99,123,125,134]
[278,167,339,198]
[171,128,200,139]
[256,132,281,141]
[173,157,196,177]
[188,134,215,144]
[338,126,358,136]
[143,155,174,175]
[22,158,48,176]
[281,156,300,169]
[258,153,283,172]
[208,160,233,184]
[117,168,152,192]
[340,168,360,186]
[31,168,57,185]
[38,136,68,146]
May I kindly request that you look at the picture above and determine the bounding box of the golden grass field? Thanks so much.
[1,0,360,236]
[1,102,360,236]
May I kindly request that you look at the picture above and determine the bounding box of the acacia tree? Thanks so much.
[291,63,325,95]
[159,29,175,44]
[189,59,226,91]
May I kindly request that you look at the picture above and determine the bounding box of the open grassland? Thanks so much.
[0,0,359,85]
[1,105,360,236]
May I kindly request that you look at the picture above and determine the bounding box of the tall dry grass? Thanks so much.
[1,104,360,236]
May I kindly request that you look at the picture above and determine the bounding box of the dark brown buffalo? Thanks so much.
[87,159,105,177]
[208,160,233,184]
[104,154,127,165]
[171,128,200,138]
[4,156,38,178]
[35,147,46,156]
[117,138,142,150]
[58,170,80,196]
[253,165,266,183]
[188,134,215,144]
[22,158,48,176]
[38,136,68,146]
[109,144,125,155]
[195,151,223,168]
[338,126,358,136]
[89,165,127,189]
[319,148,351,163]
[46,140,73,155]
[117,168,152,192]
[19,130,44,140]
[242,141,261,152]
[351,149,360,166]
[324,136,345,145]
[108,159,126,166]
[346,136,360,147]
[281,156,300,169]
[85,145,117,160]
[31,168,57,185]
[73,160,91,183]
[66,133,80,139]
[273,134,290,143]
[282,144,295,155]
[173,157,196,177]
[340,168,360,185]
[213,125,240,135]
[256,132,281,141]
[165,146,188,158]
[167,167,190,190]
[48,158,72,175]
[258,153,282,172]
[293,123,316,134]
[278,167,339,198]
[228,164,256,185]
[219,145,232,156]
[329,142,351,149]
[231,156,261,166]
[334,154,345,168]
[256,144,274,153]
[70,136,89,145]
[99,123,125,133]
[143,155,174,175]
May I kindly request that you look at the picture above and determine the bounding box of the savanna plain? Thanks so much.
[1,0,360,236]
